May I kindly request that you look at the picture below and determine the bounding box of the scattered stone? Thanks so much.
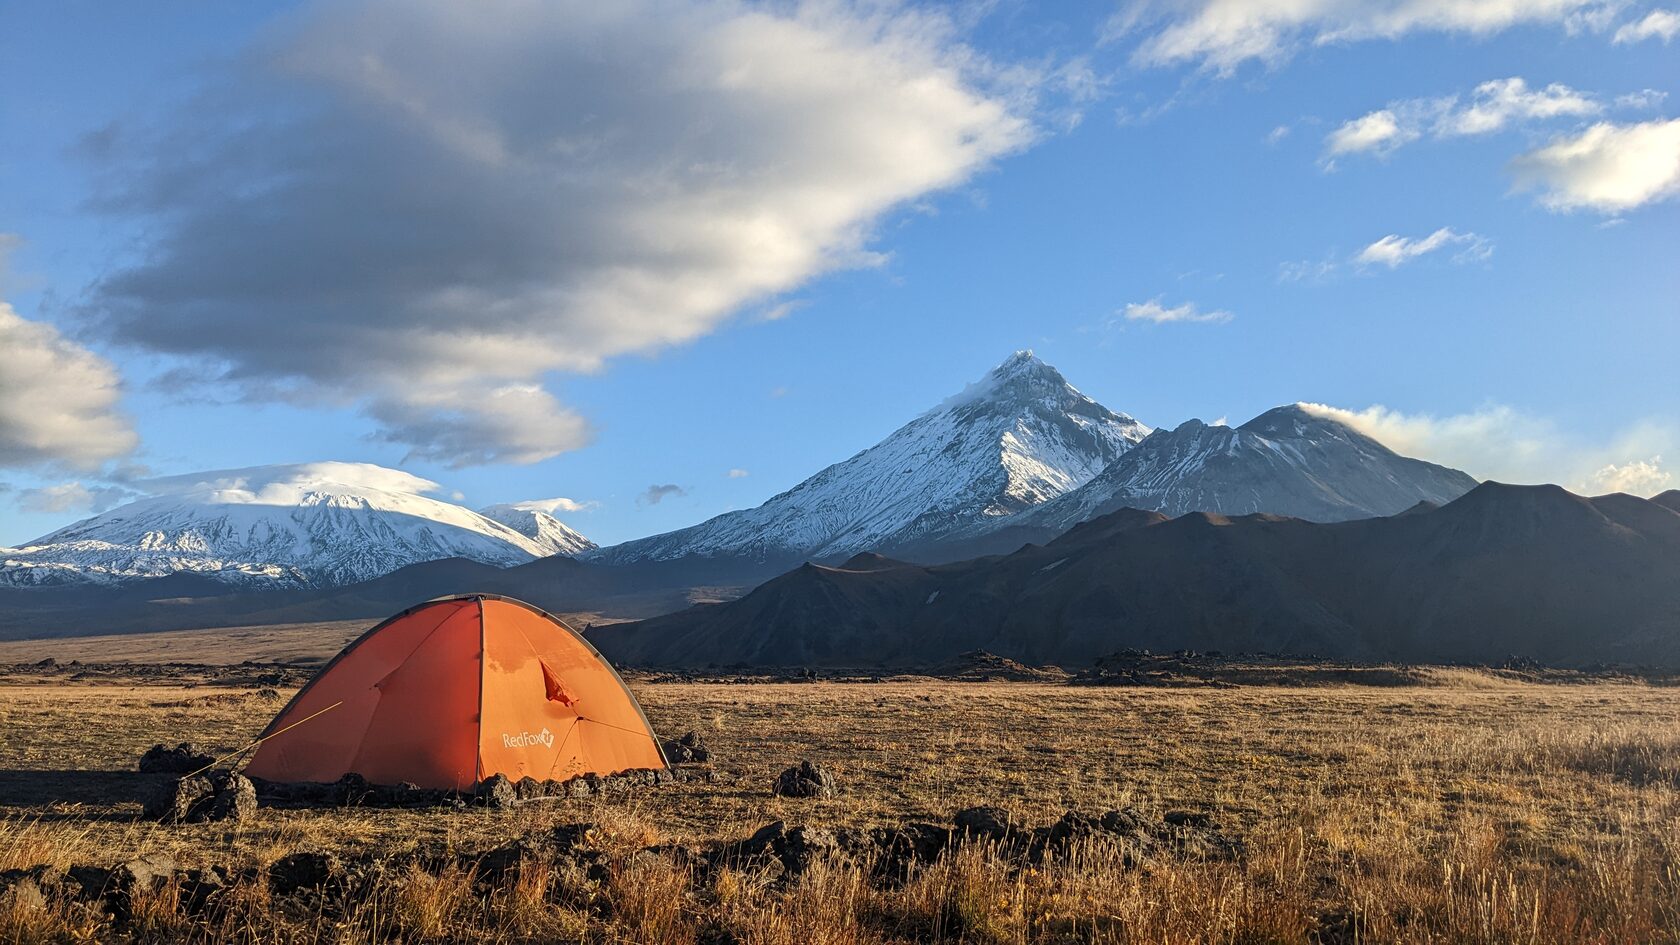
[0,868,52,913]
[138,742,216,774]
[206,772,258,821]
[869,822,952,881]
[177,866,232,914]
[662,731,711,763]
[109,852,178,917]
[772,760,836,798]
[779,825,840,875]
[1163,809,1216,829]
[142,772,258,823]
[476,773,518,808]
[1098,808,1153,836]
[953,805,1018,841]
[268,852,341,895]
[65,865,112,900]
[1047,810,1103,846]
[712,821,841,879]
[143,775,215,822]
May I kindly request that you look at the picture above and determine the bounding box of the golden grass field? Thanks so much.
[1,662,1678,943]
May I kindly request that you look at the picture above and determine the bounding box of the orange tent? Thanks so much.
[245,595,666,791]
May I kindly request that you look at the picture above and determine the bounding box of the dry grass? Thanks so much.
[0,674,1677,942]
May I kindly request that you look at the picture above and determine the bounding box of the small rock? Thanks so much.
[662,731,711,763]
[65,865,112,900]
[869,822,951,880]
[138,742,216,774]
[178,866,231,913]
[1163,809,1216,829]
[780,825,839,875]
[143,775,215,822]
[772,760,836,798]
[1047,810,1102,846]
[1098,808,1154,837]
[268,852,341,896]
[0,870,49,913]
[203,773,258,821]
[112,852,177,894]
[332,773,373,805]
[477,773,517,808]
[954,805,1017,841]
[143,772,257,822]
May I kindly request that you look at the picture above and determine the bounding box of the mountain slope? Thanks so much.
[594,483,1680,669]
[0,463,551,589]
[477,504,597,556]
[1016,404,1478,533]
[589,351,1149,566]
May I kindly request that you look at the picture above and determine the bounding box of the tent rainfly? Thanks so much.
[245,595,666,791]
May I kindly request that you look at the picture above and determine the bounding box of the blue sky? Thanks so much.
[1,0,1676,547]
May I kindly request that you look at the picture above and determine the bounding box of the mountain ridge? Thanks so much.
[588,351,1150,567]
[593,482,1680,669]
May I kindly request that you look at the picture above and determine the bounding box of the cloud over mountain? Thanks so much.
[1298,403,1677,496]
[84,0,1034,467]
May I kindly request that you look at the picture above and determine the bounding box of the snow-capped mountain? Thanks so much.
[1015,404,1478,532]
[478,503,597,556]
[0,463,573,589]
[590,351,1150,565]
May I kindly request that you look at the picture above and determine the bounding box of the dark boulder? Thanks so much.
[772,760,836,798]
[138,743,215,774]
[268,851,342,896]
[476,773,518,808]
[953,805,1018,841]
[143,772,257,823]
[107,853,177,919]
[662,731,712,763]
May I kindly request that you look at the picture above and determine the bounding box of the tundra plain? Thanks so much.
[0,659,1677,943]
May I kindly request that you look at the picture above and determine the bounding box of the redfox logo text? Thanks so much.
[501,728,555,749]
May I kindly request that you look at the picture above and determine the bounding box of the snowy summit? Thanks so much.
[590,352,1150,565]
[0,462,592,588]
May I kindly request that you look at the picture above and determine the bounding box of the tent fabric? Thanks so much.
[244,595,666,790]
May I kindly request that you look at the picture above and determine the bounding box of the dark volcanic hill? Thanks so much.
[592,483,1680,669]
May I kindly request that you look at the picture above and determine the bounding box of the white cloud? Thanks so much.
[1266,124,1292,145]
[1325,109,1417,158]
[1356,227,1493,268]
[87,0,1035,467]
[1298,402,1678,496]
[1590,457,1672,494]
[17,482,137,515]
[1613,8,1680,42]
[1122,297,1233,324]
[1509,118,1680,212]
[1325,77,1603,160]
[507,496,598,514]
[0,301,138,470]
[1110,0,1614,74]
[139,462,443,502]
[1436,77,1600,136]
[727,468,751,478]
